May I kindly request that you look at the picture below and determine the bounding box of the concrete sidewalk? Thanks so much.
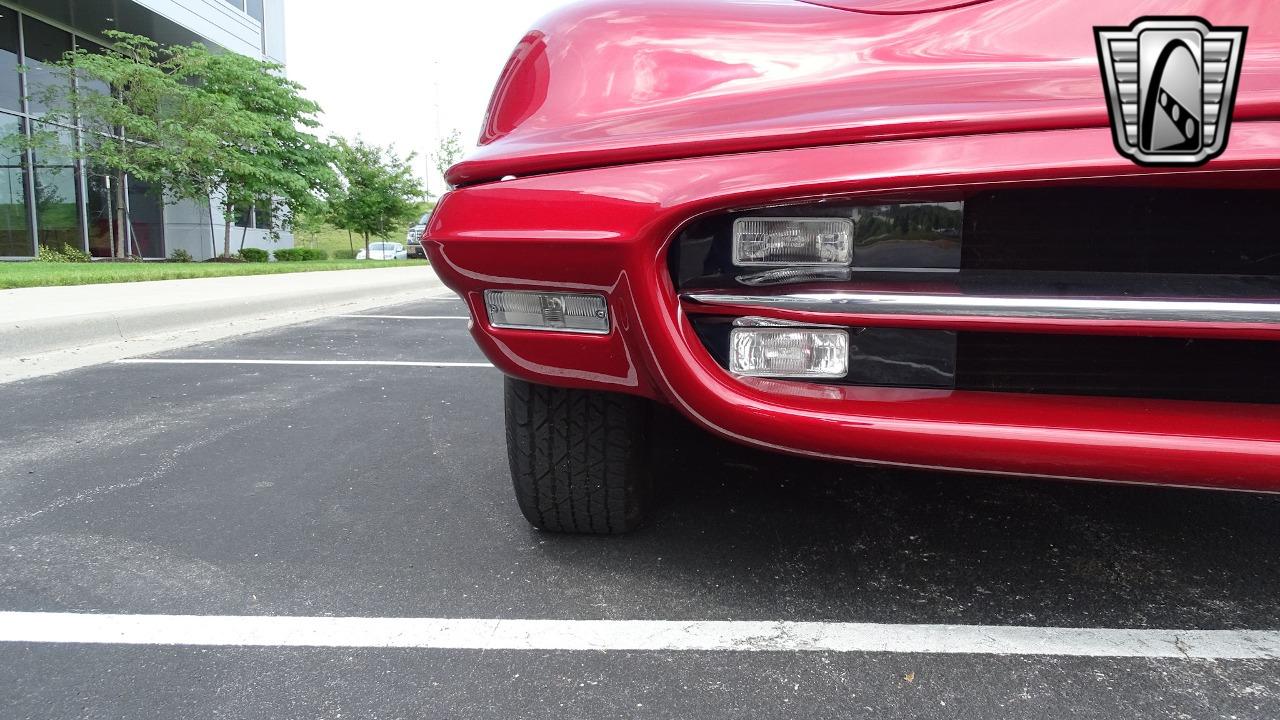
[0,265,451,383]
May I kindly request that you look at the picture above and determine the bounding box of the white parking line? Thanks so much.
[1,613,1277,658]
[114,359,494,368]
[335,315,470,320]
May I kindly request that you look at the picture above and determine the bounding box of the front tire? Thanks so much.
[504,377,653,534]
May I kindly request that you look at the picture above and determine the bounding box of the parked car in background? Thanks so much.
[356,242,408,260]
[405,212,432,258]
[427,0,1280,535]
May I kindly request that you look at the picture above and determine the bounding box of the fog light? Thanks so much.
[484,290,610,334]
[729,326,849,378]
[733,217,854,266]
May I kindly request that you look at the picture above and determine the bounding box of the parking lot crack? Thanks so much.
[1173,634,1193,660]
[0,417,261,530]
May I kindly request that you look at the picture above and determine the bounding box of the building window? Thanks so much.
[21,17,72,116]
[31,121,81,252]
[232,203,251,228]
[72,39,111,100]
[255,199,272,230]
[0,112,29,256]
[222,0,264,24]
[0,10,21,113]
[85,170,114,258]
[233,199,274,230]
[87,171,165,259]
[127,178,165,258]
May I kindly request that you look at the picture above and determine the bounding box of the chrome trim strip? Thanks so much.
[684,291,1280,325]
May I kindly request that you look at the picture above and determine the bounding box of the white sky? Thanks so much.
[284,0,572,196]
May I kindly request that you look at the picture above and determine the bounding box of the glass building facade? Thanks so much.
[0,4,164,258]
[0,0,287,259]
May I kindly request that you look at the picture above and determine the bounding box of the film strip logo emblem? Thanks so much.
[1095,17,1247,166]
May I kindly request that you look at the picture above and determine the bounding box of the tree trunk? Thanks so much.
[223,208,234,258]
[239,222,250,253]
[347,230,353,254]
[207,196,218,260]
[363,232,370,259]
[114,172,128,258]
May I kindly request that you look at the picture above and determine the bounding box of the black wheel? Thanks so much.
[504,377,654,534]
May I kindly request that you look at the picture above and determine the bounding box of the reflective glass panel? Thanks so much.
[0,11,20,112]
[32,123,80,251]
[22,18,73,116]
[127,177,164,258]
[0,112,29,255]
[73,39,111,101]
[86,170,115,258]
[851,202,964,269]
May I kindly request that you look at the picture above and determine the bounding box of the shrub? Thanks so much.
[330,248,359,260]
[238,247,269,263]
[274,247,328,262]
[36,245,64,262]
[37,244,92,263]
[169,248,194,263]
[64,246,92,262]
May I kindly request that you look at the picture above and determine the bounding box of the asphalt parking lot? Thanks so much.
[3,294,1280,719]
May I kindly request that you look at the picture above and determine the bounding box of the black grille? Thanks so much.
[962,188,1280,276]
[675,187,1280,405]
[955,333,1280,404]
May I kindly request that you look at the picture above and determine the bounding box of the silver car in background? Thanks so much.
[356,242,408,260]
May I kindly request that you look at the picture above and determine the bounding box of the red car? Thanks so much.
[426,0,1280,534]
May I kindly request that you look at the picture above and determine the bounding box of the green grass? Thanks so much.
[294,225,406,259]
[0,259,426,289]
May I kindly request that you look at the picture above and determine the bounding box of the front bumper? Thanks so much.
[426,125,1280,491]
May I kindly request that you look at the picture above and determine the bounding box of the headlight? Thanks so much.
[729,326,849,378]
[732,217,854,266]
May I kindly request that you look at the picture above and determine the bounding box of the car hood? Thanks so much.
[448,0,1280,186]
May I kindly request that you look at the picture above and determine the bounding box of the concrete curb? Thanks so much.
[3,270,443,357]
[0,266,452,381]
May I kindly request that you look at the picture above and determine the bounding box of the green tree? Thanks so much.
[31,32,224,257]
[431,128,464,193]
[183,47,334,256]
[33,31,334,258]
[328,136,422,258]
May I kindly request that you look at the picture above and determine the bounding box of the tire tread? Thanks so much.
[505,378,651,534]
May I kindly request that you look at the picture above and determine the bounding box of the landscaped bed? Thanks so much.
[0,259,426,289]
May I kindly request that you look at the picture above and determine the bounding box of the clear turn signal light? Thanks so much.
[729,326,849,379]
[484,290,610,334]
[732,217,854,266]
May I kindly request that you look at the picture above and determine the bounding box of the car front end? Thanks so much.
[426,0,1280,533]
[407,213,432,258]
[406,229,427,258]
